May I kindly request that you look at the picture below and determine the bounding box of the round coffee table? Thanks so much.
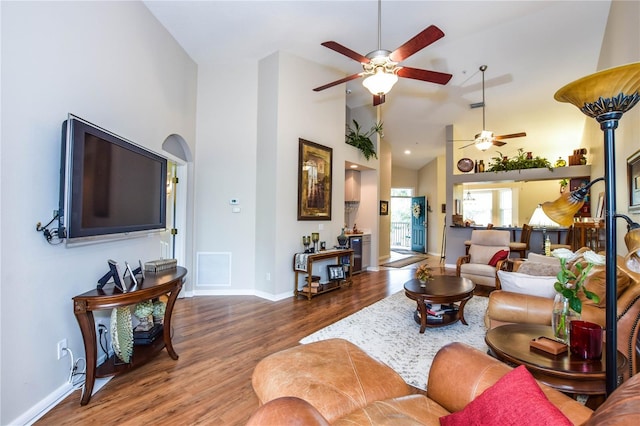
[403,276,475,333]
[486,323,627,407]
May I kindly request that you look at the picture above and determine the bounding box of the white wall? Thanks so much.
[0,2,197,423]
[588,0,640,252]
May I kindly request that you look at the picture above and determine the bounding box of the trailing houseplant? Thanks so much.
[345,119,383,161]
[486,148,552,172]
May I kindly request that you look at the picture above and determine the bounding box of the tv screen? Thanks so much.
[59,115,167,244]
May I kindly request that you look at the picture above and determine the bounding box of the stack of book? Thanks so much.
[425,303,456,320]
[301,276,321,293]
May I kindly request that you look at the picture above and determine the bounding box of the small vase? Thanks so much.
[551,293,580,343]
[419,279,427,287]
[337,228,348,247]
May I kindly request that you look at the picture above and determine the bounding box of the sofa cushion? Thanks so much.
[251,339,410,423]
[571,256,631,308]
[497,270,557,299]
[518,261,561,277]
[439,365,572,426]
[528,252,561,265]
[334,394,450,426]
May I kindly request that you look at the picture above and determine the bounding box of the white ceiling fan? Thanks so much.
[458,65,526,150]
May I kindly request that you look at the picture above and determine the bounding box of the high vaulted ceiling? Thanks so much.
[145,1,611,170]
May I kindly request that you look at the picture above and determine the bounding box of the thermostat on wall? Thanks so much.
[230,198,240,205]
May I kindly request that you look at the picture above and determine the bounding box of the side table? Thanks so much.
[486,323,626,408]
[73,266,187,405]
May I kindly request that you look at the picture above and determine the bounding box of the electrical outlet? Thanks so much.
[57,339,68,360]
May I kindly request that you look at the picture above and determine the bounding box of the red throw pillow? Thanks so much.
[439,365,572,426]
[488,249,509,267]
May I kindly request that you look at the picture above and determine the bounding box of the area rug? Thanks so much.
[300,291,488,390]
[381,255,428,268]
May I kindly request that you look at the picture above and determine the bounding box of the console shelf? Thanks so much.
[73,266,187,405]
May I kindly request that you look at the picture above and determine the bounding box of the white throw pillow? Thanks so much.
[497,270,557,299]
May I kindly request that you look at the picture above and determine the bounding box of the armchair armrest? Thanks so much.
[426,343,592,424]
[246,397,330,426]
[456,255,470,276]
[486,290,554,328]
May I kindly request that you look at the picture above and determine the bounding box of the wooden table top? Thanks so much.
[404,275,475,299]
[486,323,626,382]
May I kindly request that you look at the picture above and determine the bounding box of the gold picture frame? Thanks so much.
[628,150,640,213]
[298,139,332,220]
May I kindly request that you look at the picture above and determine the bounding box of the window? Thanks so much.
[463,188,513,226]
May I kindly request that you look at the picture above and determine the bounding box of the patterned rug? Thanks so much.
[300,291,489,390]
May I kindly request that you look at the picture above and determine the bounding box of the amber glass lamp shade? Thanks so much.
[554,63,640,116]
[541,178,604,227]
[616,214,640,273]
[624,229,640,273]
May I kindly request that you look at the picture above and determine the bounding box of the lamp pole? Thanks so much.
[554,62,640,396]
[598,111,622,395]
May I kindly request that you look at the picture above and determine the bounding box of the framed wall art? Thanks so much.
[379,200,389,215]
[298,139,332,220]
[628,150,640,213]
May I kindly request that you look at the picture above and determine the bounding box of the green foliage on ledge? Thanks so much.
[486,148,552,172]
[345,120,383,161]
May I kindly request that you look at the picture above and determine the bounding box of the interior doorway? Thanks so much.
[390,188,413,251]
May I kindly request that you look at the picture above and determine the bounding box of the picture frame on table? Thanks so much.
[298,139,332,220]
[628,149,640,213]
[379,200,389,215]
[327,264,345,281]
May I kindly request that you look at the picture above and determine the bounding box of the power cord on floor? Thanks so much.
[63,347,86,389]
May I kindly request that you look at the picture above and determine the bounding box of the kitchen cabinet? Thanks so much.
[345,169,361,202]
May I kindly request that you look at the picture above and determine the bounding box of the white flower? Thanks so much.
[583,250,606,266]
[552,248,575,261]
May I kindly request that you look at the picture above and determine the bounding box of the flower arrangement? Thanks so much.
[551,248,604,342]
[416,264,433,282]
[552,248,604,313]
[412,202,421,219]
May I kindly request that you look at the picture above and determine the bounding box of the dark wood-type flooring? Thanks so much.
[37,255,459,425]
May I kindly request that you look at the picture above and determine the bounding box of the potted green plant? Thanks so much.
[345,120,383,161]
[486,148,552,172]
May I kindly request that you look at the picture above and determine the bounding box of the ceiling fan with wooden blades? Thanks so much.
[457,65,526,150]
[313,0,452,106]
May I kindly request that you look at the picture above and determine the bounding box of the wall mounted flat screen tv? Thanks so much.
[59,115,167,245]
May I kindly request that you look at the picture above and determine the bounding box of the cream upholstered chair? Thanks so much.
[464,224,493,254]
[457,230,510,290]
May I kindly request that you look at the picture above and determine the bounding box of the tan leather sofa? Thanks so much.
[487,253,640,379]
[249,339,640,425]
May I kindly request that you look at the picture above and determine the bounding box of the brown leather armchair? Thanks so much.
[487,254,640,380]
[249,339,640,425]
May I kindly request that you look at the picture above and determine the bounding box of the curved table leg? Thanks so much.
[458,298,471,326]
[73,304,96,405]
[162,283,183,360]
[416,301,428,333]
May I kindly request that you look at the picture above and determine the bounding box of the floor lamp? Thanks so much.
[549,62,640,395]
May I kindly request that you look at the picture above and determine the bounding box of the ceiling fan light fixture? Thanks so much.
[362,67,398,95]
[474,130,494,151]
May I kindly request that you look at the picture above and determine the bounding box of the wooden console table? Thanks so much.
[293,249,354,300]
[72,266,187,405]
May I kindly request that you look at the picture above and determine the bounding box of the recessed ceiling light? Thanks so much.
[350,164,358,168]
[404,150,411,155]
